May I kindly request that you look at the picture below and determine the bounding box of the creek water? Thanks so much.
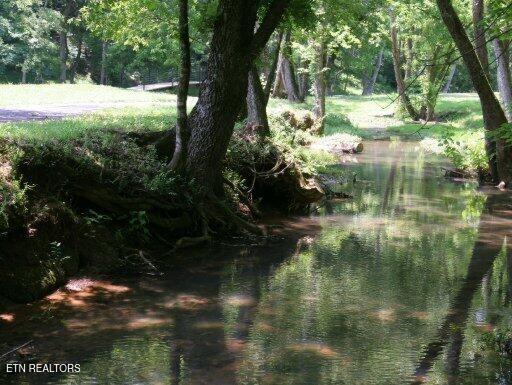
[2,140,512,385]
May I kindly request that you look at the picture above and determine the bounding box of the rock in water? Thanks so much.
[310,133,364,155]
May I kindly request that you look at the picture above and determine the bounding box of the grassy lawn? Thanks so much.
[0,84,178,107]
[269,94,399,139]
[386,93,483,138]
[0,84,183,141]
[0,107,176,141]
[0,84,485,154]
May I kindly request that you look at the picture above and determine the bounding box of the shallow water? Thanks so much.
[2,140,512,385]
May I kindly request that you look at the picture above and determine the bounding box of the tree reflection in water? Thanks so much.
[3,141,512,385]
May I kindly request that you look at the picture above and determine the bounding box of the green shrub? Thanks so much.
[227,113,335,180]
[439,130,487,172]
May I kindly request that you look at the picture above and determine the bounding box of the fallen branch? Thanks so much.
[0,340,33,361]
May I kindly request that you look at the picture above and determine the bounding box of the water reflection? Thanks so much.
[2,140,512,385]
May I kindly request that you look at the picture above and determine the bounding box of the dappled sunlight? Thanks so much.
[371,308,397,323]
[223,295,256,307]
[284,342,340,358]
[0,313,15,322]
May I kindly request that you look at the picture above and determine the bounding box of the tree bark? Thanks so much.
[390,10,419,121]
[184,0,290,194]
[362,46,384,96]
[442,63,457,93]
[100,41,108,85]
[170,0,191,171]
[246,66,270,135]
[264,30,284,103]
[473,0,490,78]
[472,0,500,178]
[493,39,512,122]
[280,31,302,102]
[437,0,510,183]
[313,39,327,135]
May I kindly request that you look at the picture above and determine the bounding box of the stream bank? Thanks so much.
[0,111,360,303]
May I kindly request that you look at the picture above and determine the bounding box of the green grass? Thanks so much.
[269,94,403,139]
[0,84,485,152]
[0,84,178,107]
[0,107,176,142]
[386,93,483,138]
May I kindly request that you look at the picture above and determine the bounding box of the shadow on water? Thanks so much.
[411,190,512,384]
[2,140,512,385]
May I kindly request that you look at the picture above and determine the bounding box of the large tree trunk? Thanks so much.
[280,31,302,102]
[442,63,457,93]
[473,0,490,78]
[390,11,419,121]
[264,30,284,103]
[184,0,290,194]
[437,0,510,183]
[246,66,270,135]
[493,39,512,122]
[69,34,83,84]
[362,46,384,96]
[100,41,108,85]
[170,0,192,171]
[472,0,500,179]
[313,39,327,135]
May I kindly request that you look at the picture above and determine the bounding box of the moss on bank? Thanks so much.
[0,108,343,303]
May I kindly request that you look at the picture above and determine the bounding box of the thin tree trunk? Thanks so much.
[264,30,284,103]
[21,68,27,84]
[404,37,413,81]
[246,66,270,135]
[390,10,419,121]
[326,54,336,96]
[313,39,327,135]
[362,46,384,96]
[442,63,457,93]
[70,35,83,84]
[59,30,68,83]
[281,31,301,102]
[271,51,286,98]
[493,39,512,122]
[298,60,310,101]
[184,0,290,194]
[421,46,444,121]
[170,0,191,171]
[100,41,108,85]
[437,0,510,183]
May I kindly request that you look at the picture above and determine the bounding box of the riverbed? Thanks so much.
[1,140,512,385]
